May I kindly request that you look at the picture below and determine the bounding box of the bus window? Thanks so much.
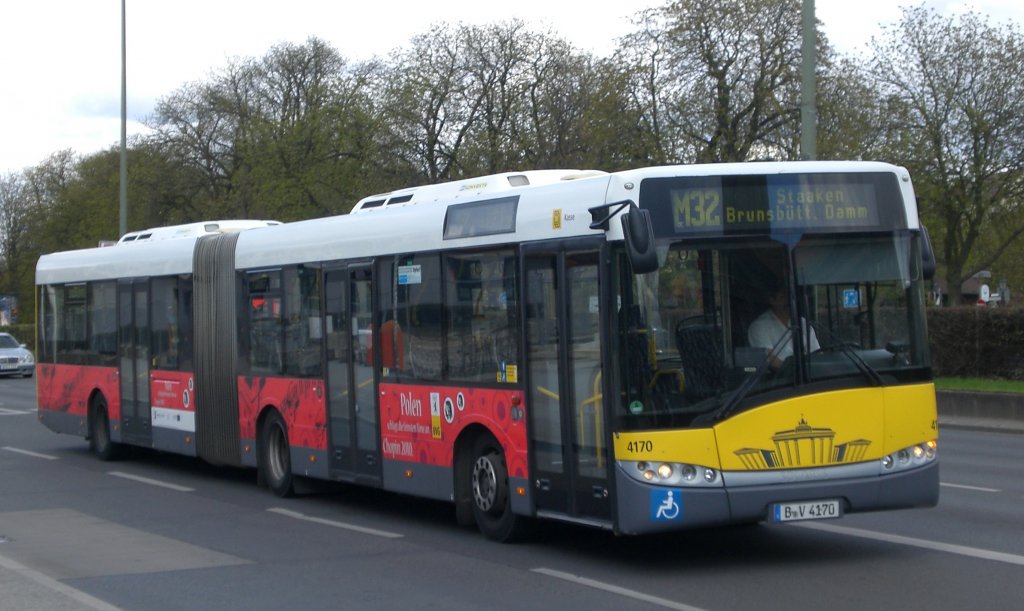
[615,241,798,428]
[38,285,57,363]
[246,270,283,375]
[88,281,117,365]
[796,235,930,382]
[384,253,442,379]
[151,278,180,370]
[283,266,322,377]
[444,250,519,383]
[58,284,88,363]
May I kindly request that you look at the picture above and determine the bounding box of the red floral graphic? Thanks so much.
[379,383,528,478]
[238,376,327,450]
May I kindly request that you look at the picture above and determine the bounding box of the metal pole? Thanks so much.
[800,0,816,160]
[119,0,128,237]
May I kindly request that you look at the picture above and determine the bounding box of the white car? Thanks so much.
[0,332,34,377]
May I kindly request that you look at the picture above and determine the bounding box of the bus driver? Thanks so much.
[748,280,819,370]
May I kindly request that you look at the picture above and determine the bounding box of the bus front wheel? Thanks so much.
[470,434,529,542]
[259,411,295,497]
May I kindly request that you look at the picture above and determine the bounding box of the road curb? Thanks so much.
[937,390,1024,434]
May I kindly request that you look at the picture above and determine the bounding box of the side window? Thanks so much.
[381,254,442,379]
[246,270,283,375]
[38,285,57,363]
[89,281,117,366]
[444,250,519,383]
[283,266,322,377]
[177,276,194,371]
[151,277,180,370]
[60,284,88,363]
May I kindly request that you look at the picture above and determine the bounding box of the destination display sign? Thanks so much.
[640,172,905,237]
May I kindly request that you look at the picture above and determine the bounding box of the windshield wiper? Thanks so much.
[811,323,884,386]
[691,331,789,425]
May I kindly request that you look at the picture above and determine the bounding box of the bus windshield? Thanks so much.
[613,232,931,431]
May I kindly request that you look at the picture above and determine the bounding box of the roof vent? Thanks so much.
[387,194,414,205]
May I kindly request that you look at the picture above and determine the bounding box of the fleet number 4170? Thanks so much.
[626,440,653,453]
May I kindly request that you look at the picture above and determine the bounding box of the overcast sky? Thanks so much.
[2,0,1022,177]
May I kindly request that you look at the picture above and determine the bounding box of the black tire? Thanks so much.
[259,411,295,497]
[470,434,530,542]
[89,395,123,461]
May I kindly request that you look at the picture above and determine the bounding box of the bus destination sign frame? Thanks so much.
[641,172,905,238]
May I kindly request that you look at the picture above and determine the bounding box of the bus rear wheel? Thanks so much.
[259,411,295,497]
[89,395,123,461]
[470,434,529,542]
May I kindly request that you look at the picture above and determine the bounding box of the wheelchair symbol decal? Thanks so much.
[651,489,682,521]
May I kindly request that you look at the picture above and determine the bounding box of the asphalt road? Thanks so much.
[2,375,1022,610]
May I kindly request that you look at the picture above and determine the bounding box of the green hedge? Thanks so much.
[927,307,1024,380]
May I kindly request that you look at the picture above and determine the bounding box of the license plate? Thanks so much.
[772,499,841,522]
[0,364,15,370]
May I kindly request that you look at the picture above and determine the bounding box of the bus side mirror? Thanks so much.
[622,208,659,274]
[919,225,936,281]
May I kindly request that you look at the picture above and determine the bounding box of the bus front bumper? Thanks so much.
[613,460,939,535]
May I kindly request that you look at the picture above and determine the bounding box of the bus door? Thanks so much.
[524,242,611,523]
[118,279,151,444]
[324,265,381,484]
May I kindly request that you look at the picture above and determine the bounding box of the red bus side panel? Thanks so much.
[237,376,327,451]
[38,363,121,418]
[379,383,528,478]
[150,370,196,431]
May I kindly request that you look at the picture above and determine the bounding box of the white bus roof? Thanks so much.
[350,169,606,213]
[37,220,280,284]
[118,220,281,244]
[236,170,613,269]
[37,162,918,284]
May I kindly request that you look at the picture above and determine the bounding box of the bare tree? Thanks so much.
[814,55,890,161]
[0,172,29,294]
[148,38,385,218]
[378,24,480,184]
[619,0,805,163]
[870,7,1024,301]
[613,7,693,164]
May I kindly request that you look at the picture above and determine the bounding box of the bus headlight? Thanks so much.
[620,460,723,487]
[880,440,937,473]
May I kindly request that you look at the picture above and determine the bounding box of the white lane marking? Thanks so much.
[107,471,195,492]
[793,522,1024,566]
[941,482,1000,493]
[532,567,706,611]
[2,446,59,460]
[0,551,122,611]
[267,507,404,539]
[0,407,31,415]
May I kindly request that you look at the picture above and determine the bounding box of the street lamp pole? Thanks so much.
[800,0,816,160]
[119,0,128,237]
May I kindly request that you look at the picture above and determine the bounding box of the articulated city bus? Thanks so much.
[36,161,938,541]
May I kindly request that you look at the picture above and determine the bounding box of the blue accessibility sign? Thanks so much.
[843,288,860,309]
[650,489,682,521]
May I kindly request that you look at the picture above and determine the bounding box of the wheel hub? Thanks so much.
[472,455,498,512]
